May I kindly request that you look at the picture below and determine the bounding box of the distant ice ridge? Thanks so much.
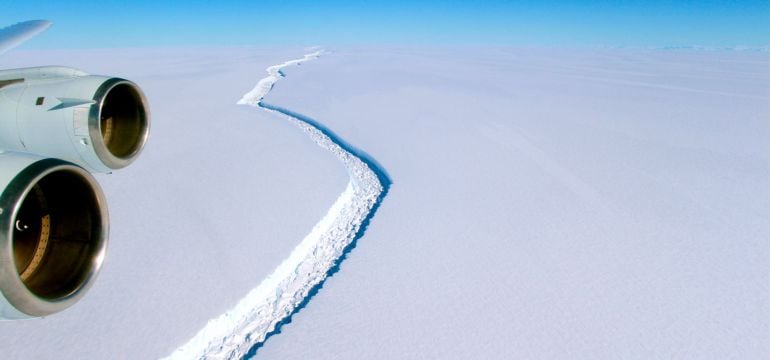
[236,51,323,105]
[165,51,383,359]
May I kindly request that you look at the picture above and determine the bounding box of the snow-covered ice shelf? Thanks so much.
[0,46,767,359]
[255,47,770,359]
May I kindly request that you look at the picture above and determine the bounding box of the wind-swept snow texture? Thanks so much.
[166,51,387,359]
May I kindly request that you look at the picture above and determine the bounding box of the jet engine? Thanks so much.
[0,66,149,319]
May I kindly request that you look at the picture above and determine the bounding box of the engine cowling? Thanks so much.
[0,66,150,173]
[0,154,107,319]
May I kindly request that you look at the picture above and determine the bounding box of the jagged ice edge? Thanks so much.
[164,51,383,359]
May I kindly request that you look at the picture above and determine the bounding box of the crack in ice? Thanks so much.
[165,51,386,359]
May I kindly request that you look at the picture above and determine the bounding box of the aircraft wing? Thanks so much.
[0,20,52,56]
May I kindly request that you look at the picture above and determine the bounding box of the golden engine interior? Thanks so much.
[100,83,148,159]
[12,169,103,300]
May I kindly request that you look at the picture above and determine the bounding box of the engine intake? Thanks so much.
[90,79,149,169]
[0,156,108,318]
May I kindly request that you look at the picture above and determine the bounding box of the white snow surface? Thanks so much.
[256,47,770,359]
[0,46,768,359]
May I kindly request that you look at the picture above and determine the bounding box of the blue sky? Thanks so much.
[2,0,768,48]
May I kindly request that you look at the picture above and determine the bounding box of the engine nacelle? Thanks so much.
[0,66,150,173]
[0,66,149,319]
[0,153,107,319]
